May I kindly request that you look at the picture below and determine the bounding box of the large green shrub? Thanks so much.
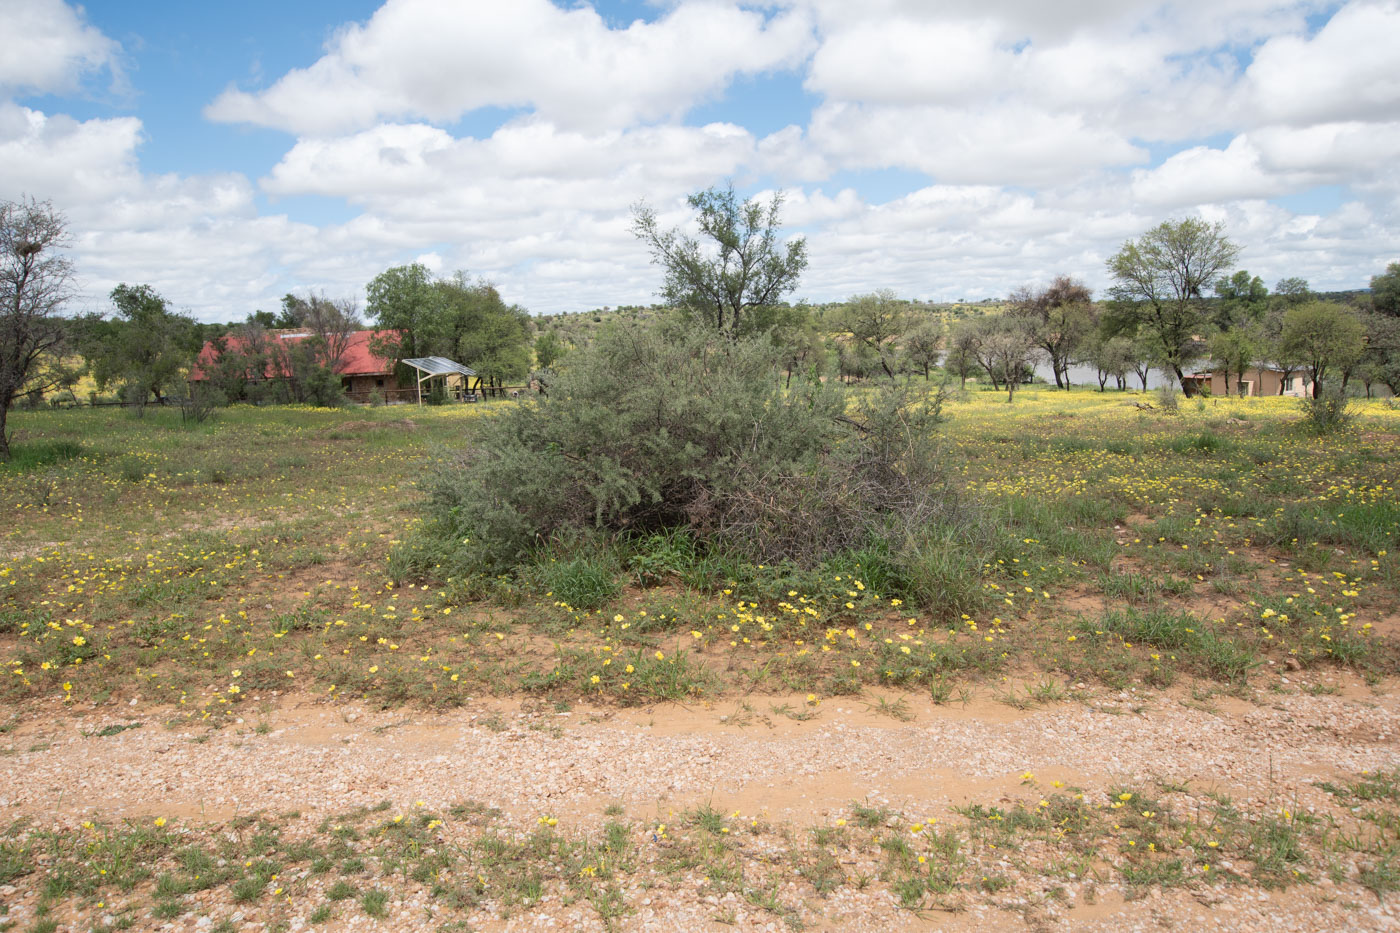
[421,320,955,576]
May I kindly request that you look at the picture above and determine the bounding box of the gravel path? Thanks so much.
[4,682,1400,931]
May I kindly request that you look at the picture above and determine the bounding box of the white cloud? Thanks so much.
[1246,2,1400,127]
[0,0,119,95]
[808,101,1146,186]
[206,0,814,134]
[6,0,1400,322]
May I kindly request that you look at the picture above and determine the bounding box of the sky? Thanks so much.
[2,0,1399,323]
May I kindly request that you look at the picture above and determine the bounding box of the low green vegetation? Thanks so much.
[0,386,1396,719]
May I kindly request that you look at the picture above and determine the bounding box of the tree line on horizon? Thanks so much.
[3,191,1400,459]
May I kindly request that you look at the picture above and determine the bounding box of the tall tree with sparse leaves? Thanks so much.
[1,198,77,460]
[632,185,807,339]
[1105,218,1240,394]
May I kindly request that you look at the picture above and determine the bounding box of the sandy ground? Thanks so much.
[4,681,1400,931]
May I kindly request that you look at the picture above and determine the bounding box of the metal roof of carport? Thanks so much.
[401,356,476,377]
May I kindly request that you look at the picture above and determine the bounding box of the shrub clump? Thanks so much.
[415,320,968,605]
[1299,391,1352,434]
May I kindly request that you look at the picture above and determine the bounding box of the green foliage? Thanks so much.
[420,321,844,569]
[413,321,967,615]
[83,284,198,412]
[841,289,907,379]
[1372,261,1400,317]
[1091,608,1259,682]
[0,438,82,471]
[1106,218,1240,390]
[527,547,622,609]
[632,185,808,338]
[367,266,531,383]
[1166,430,1227,454]
[534,330,565,370]
[1300,391,1353,434]
[1281,302,1366,398]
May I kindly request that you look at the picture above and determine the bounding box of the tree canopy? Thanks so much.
[1105,217,1240,393]
[1280,301,1366,399]
[83,283,198,411]
[366,265,532,384]
[632,185,807,339]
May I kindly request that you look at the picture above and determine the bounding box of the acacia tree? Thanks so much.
[981,314,1037,402]
[1207,326,1257,396]
[842,289,907,380]
[1212,270,1268,329]
[1372,262,1400,317]
[632,186,807,339]
[281,291,361,372]
[903,320,943,380]
[366,265,532,388]
[1083,334,1133,391]
[365,262,435,363]
[1,198,77,460]
[945,320,981,389]
[83,284,198,413]
[1009,275,1095,389]
[1281,302,1366,398]
[1106,218,1240,394]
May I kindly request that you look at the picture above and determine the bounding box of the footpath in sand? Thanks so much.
[3,682,1400,932]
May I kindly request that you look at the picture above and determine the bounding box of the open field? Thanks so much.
[2,389,1400,931]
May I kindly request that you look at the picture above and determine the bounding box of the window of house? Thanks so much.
[376,378,384,387]
[1284,377,1294,391]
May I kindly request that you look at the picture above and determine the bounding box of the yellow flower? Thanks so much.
[154,817,166,827]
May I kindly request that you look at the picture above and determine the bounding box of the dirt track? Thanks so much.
[4,680,1400,930]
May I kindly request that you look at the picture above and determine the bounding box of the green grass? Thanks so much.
[0,392,1395,720]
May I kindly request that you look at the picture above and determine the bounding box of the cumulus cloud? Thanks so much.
[206,0,814,134]
[1246,2,1400,127]
[0,0,120,95]
[808,101,1146,186]
[5,0,1400,320]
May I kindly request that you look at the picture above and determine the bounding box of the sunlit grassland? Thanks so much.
[2,388,1398,721]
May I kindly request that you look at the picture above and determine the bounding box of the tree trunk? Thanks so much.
[1172,364,1194,396]
[0,400,10,461]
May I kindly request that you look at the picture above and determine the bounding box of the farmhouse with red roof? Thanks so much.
[190,329,400,399]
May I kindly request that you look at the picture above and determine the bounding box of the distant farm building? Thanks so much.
[1184,366,1313,398]
[190,329,395,399]
[190,329,499,403]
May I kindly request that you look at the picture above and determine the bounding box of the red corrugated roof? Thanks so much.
[190,330,398,380]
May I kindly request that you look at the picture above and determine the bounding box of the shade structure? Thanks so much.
[401,357,477,404]
[401,357,476,378]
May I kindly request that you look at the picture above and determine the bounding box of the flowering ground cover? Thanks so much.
[1,388,1398,930]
